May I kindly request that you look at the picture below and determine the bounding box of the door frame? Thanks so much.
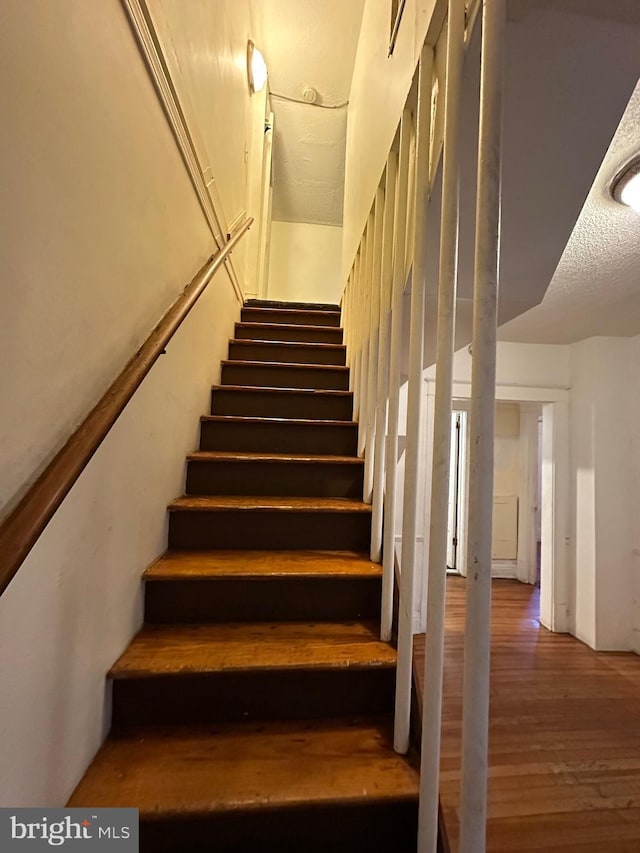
[447,381,570,633]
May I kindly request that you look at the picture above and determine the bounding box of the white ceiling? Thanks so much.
[498,80,640,344]
[253,0,365,226]
[415,0,640,367]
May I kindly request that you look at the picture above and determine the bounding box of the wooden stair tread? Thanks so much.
[169,496,371,512]
[186,450,363,465]
[243,306,341,319]
[236,322,343,333]
[201,414,356,426]
[144,550,381,580]
[245,299,340,311]
[230,339,345,351]
[68,716,419,815]
[222,359,348,372]
[212,385,352,397]
[110,621,395,677]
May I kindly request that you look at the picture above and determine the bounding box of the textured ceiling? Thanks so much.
[253,0,365,226]
[498,80,640,344]
[417,0,640,367]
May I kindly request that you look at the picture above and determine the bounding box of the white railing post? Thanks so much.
[364,187,386,501]
[459,1,506,851]
[371,157,398,560]
[358,214,374,457]
[394,44,434,755]
[353,238,366,420]
[381,109,412,641]
[418,0,465,847]
[343,272,352,365]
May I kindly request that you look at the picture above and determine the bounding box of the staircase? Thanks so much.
[69,299,420,851]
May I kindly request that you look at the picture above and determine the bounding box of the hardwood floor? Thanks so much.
[414,577,640,852]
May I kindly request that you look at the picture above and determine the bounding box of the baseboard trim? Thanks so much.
[492,559,518,579]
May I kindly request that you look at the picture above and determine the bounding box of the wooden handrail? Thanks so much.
[0,217,253,598]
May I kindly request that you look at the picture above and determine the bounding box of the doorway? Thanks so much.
[446,410,467,574]
[444,402,544,589]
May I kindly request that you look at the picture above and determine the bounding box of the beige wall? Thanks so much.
[267,221,343,304]
[148,0,269,293]
[0,0,258,806]
[494,404,521,497]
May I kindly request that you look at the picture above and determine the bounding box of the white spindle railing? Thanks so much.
[394,43,434,755]
[381,108,412,643]
[357,214,374,457]
[364,187,385,502]
[340,1,504,849]
[418,0,465,845]
[371,159,398,561]
[459,2,505,850]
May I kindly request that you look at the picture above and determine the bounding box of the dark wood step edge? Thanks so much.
[230,339,346,351]
[201,415,357,426]
[222,360,349,372]
[212,385,353,397]
[187,451,364,464]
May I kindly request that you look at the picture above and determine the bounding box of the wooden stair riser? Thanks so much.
[228,340,346,366]
[200,419,357,455]
[144,576,382,623]
[235,322,343,345]
[245,299,340,311]
[140,801,419,853]
[168,508,371,551]
[210,387,353,420]
[221,361,349,390]
[185,458,364,498]
[112,668,395,727]
[241,307,341,327]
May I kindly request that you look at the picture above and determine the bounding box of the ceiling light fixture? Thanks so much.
[247,40,267,94]
[611,156,640,213]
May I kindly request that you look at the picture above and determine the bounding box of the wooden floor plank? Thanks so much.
[144,550,382,580]
[414,577,640,851]
[111,621,396,677]
[68,717,419,816]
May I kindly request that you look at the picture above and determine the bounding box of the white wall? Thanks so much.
[631,336,640,655]
[425,341,572,390]
[267,221,343,303]
[569,336,636,651]
[147,0,270,294]
[343,0,442,277]
[568,339,598,647]
[0,0,259,806]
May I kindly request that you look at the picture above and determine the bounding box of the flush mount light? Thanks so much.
[247,40,267,94]
[611,155,640,213]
